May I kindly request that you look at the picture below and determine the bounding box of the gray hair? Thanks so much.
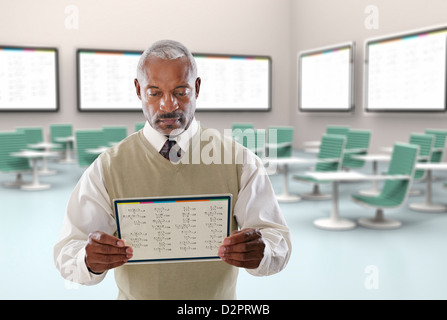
[136,40,197,81]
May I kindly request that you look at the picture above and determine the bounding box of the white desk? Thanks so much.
[351,154,391,196]
[55,136,76,163]
[263,157,317,202]
[28,142,62,175]
[305,171,368,230]
[409,162,447,212]
[303,140,321,148]
[10,150,59,190]
[85,146,109,155]
[304,171,409,230]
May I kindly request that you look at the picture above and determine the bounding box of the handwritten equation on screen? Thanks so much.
[114,195,232,264]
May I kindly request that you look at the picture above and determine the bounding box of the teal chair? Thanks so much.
[50,124,73,153]
[425,129,447,163]
[408,133,434,195]
[293,134,346,200]
[16,127,44,145]
[75,129,106,167]
[341,129,371,170]
[351,143,419,229]
[326,125,350,135]
[267,126,294,158]
[102,126,128,146]
[135,122,145,132]
[0,131,32,187]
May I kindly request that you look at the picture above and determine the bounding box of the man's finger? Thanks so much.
[89,231,126,247]
[219,238,264,254]
[222,228,261,245]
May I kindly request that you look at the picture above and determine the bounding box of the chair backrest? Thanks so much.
[75,129,106,167]
[0,131,32,172]
[409,133,434,180]
[342,129,371,168]
[231,123,255,148]
[425,129,447,163]
[380,143,419,204]
[50,124,73,151]
[268,126,294,158]
[315,134,346,172]
[102,126,128,145]
[326,125,350,135]
[16,127,44,145]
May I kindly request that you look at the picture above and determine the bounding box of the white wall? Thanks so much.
[1,0,447,152]
[291,0,447,152]
[0,0,292,139]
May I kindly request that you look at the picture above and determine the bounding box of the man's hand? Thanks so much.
[217,228,265,269]
[85,231,133,274]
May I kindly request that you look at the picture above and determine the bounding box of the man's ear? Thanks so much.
[134,78,142,100]
[195,77,201,99]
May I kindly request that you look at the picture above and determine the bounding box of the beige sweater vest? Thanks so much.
[100,127,243,300]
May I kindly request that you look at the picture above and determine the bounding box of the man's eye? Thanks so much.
[174,89,190,97]
[147,90,160,97]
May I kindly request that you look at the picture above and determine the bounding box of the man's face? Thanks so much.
[135,56,201,136]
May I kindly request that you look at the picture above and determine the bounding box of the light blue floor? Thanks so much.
[1,150,447,300]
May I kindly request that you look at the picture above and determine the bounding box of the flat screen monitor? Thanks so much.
[77,49,142,111]
[298,42,355,112]
[193,53,271,111]
[365,26,447,112]
[0,45,59,112]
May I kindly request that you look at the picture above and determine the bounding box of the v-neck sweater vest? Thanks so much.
[100,128,242,300]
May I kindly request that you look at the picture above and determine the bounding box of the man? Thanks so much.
[54,40,291,299]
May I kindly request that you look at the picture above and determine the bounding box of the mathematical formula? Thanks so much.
[115,197,231,263]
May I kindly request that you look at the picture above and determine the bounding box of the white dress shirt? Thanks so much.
[54,118,291,286]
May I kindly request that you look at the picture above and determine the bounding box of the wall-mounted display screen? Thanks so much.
[77,49,142,111]
[0,46,59,112]
[193,53,271,111]
[298,42,355,112]
[365,26,447,112]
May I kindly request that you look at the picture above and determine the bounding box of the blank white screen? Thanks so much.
[300,46,352,111]
[366,30,447,111]
[78,50,141,111]
[0,47,58,111]
[194,55,271,111]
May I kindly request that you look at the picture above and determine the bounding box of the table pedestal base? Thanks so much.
[276,194,301,203]
[409,203,447,213]
[358,209,402,229]
[21,183,51,191]
[358,217,401,229]
[313,217,356,231]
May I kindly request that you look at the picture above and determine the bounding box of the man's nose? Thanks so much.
[160,94,179,112]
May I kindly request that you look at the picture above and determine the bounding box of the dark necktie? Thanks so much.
[160,139,181,161]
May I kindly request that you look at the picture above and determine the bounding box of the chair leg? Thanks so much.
[301,184,331,200]
[3,172,30,188]
[358,208,402,229]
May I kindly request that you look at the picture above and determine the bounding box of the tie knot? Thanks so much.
[160,139,181,161]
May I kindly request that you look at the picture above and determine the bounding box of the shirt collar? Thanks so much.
[142,117,199,153]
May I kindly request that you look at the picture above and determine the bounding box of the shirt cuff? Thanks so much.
[76,246,107,285]
[244,233,271,277]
